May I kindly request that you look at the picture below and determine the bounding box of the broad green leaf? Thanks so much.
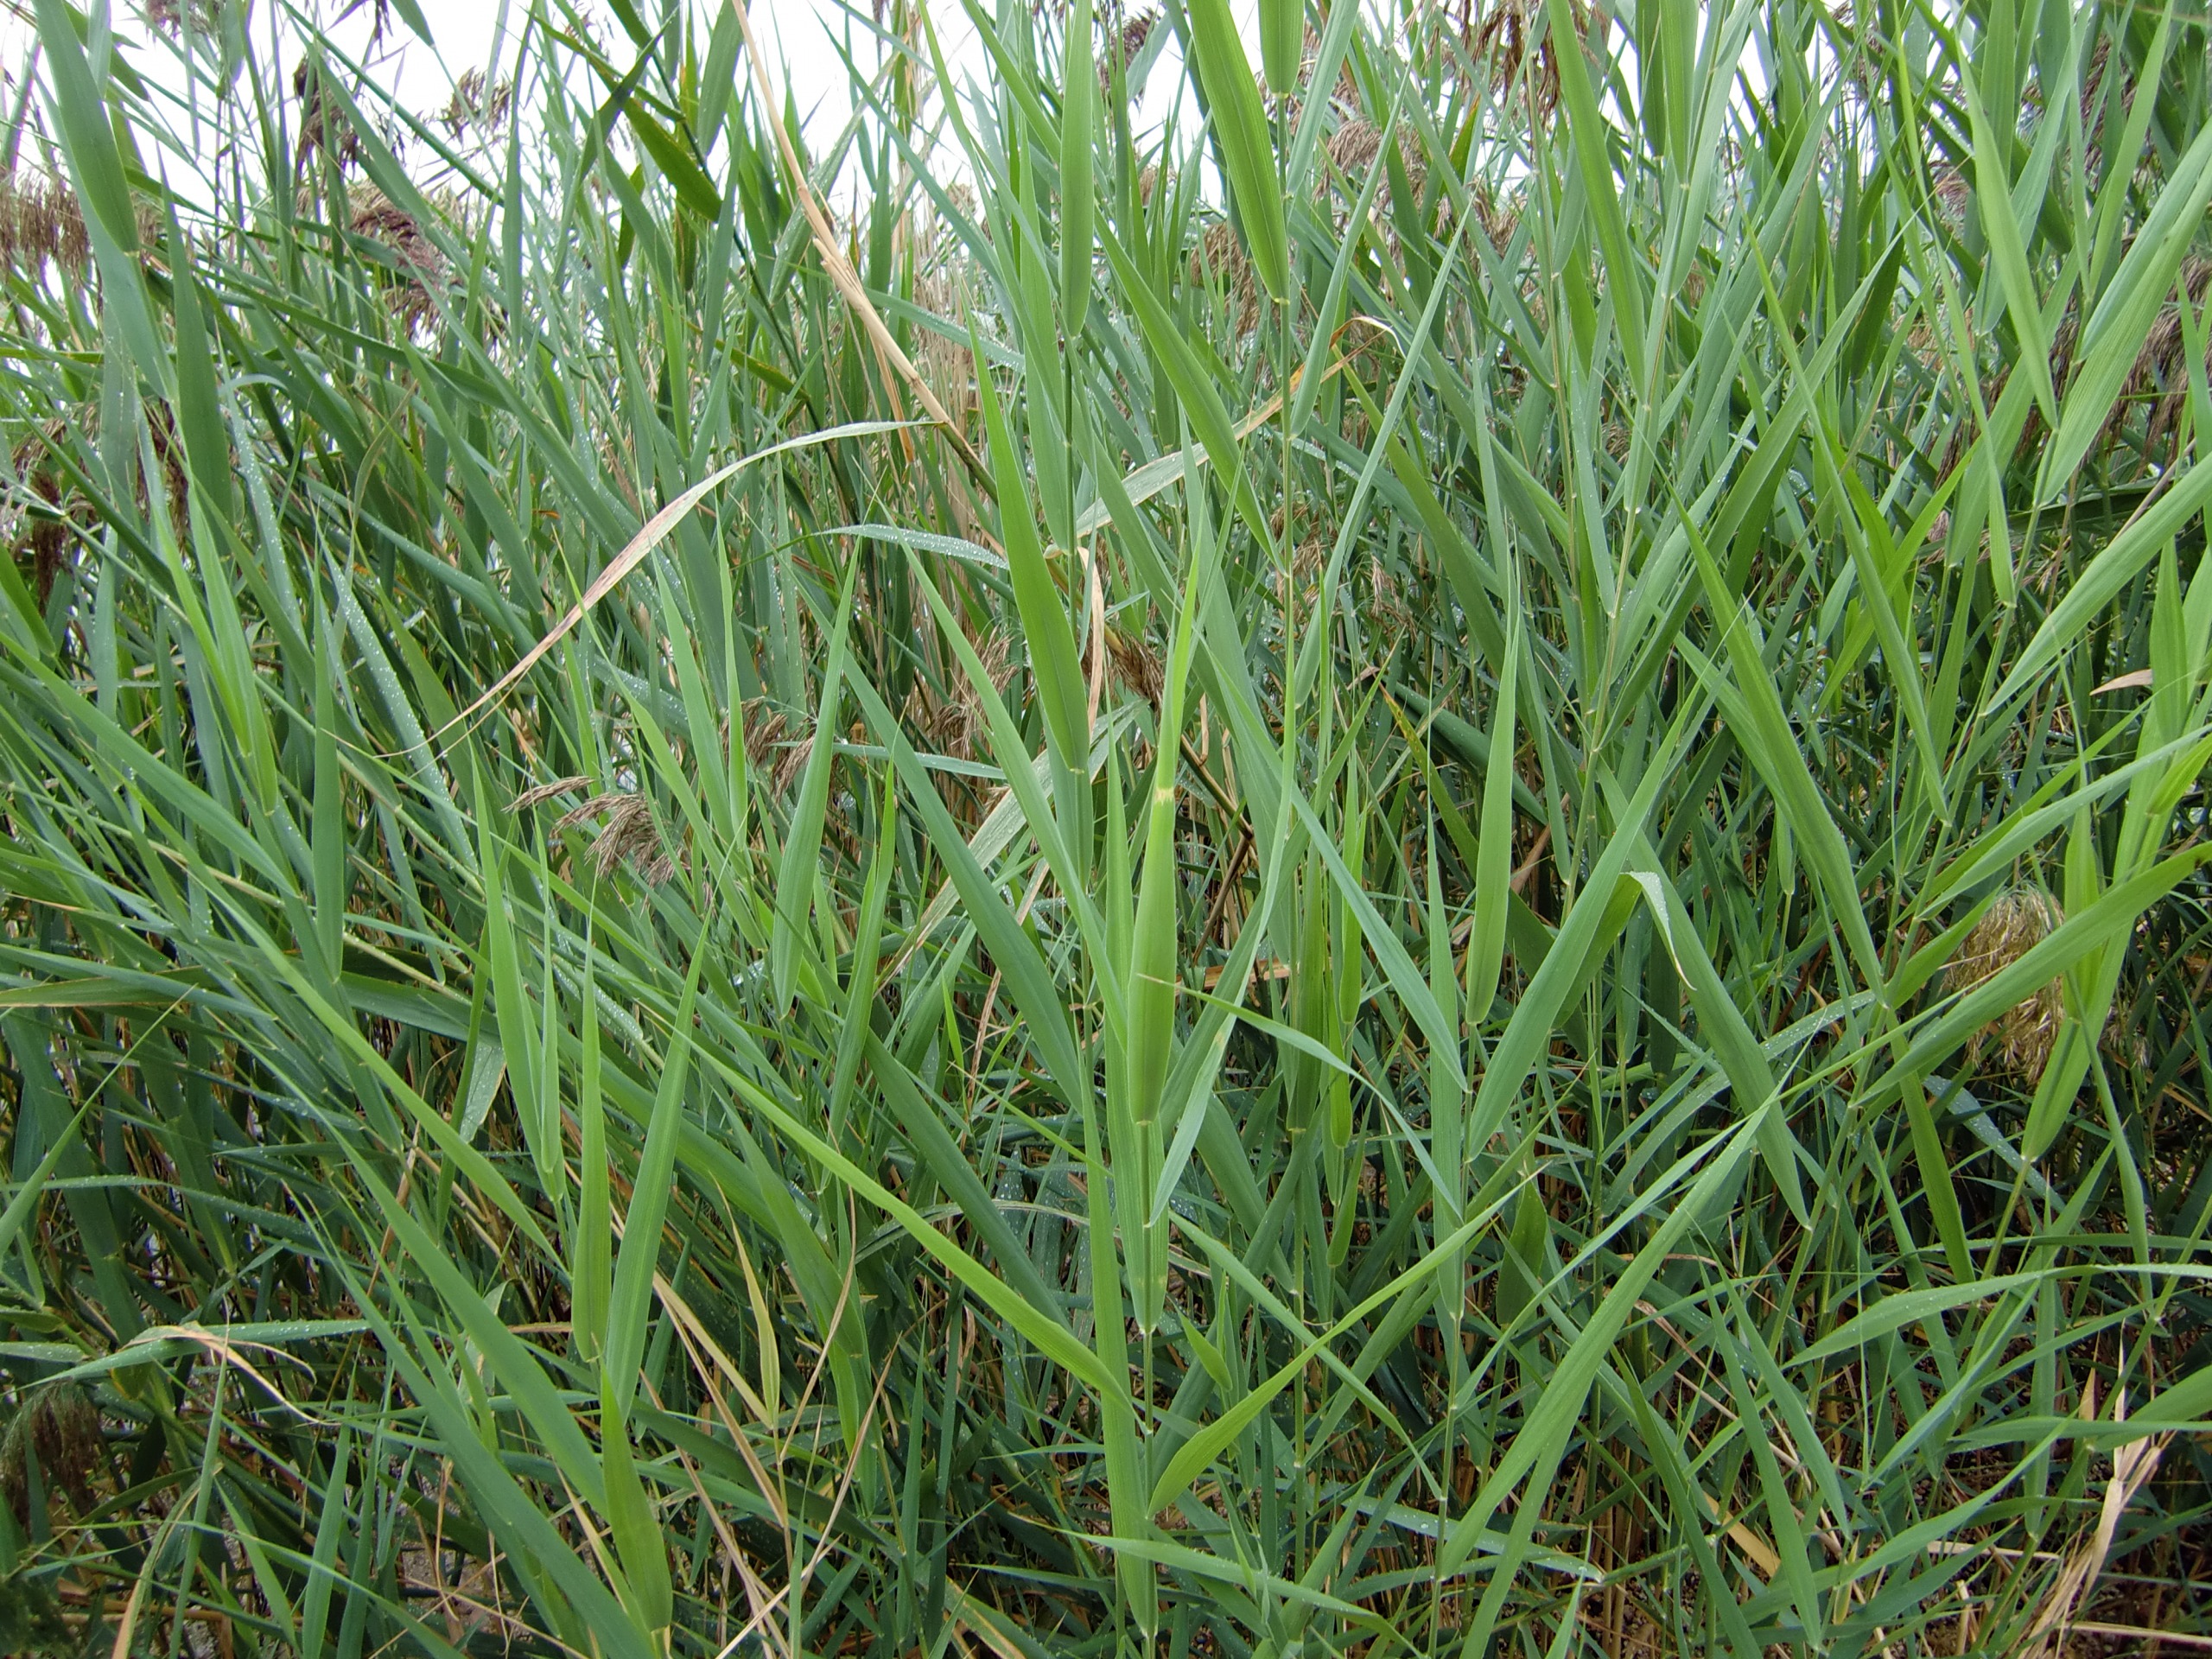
[1183,0,1287,300]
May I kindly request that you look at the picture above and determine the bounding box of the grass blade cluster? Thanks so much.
[3,0,2212,1654]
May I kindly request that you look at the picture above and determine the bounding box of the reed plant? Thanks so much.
[3,0,2212,1652]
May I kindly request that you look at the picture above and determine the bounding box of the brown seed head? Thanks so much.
[1948,888,2063,1082]
[443,67,515,139]
[509,776,592,813]
[1,1386,104,1522]
[742,700,817,798]
[143,0,221,35]
[1104,625,1163,709]
[1192,219,1259,334]
[556,792,678,885]
[0,170,92,276]
[347,184,448,329]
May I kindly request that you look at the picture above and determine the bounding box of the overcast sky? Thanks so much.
[0,1,960,104]
[0,1,1212,185]
[323,0,995,143]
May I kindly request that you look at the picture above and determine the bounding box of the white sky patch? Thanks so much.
[0,0,1229,201]
[0,2,925,118]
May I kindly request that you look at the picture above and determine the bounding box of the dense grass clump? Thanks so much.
[4,0,2212,1652]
